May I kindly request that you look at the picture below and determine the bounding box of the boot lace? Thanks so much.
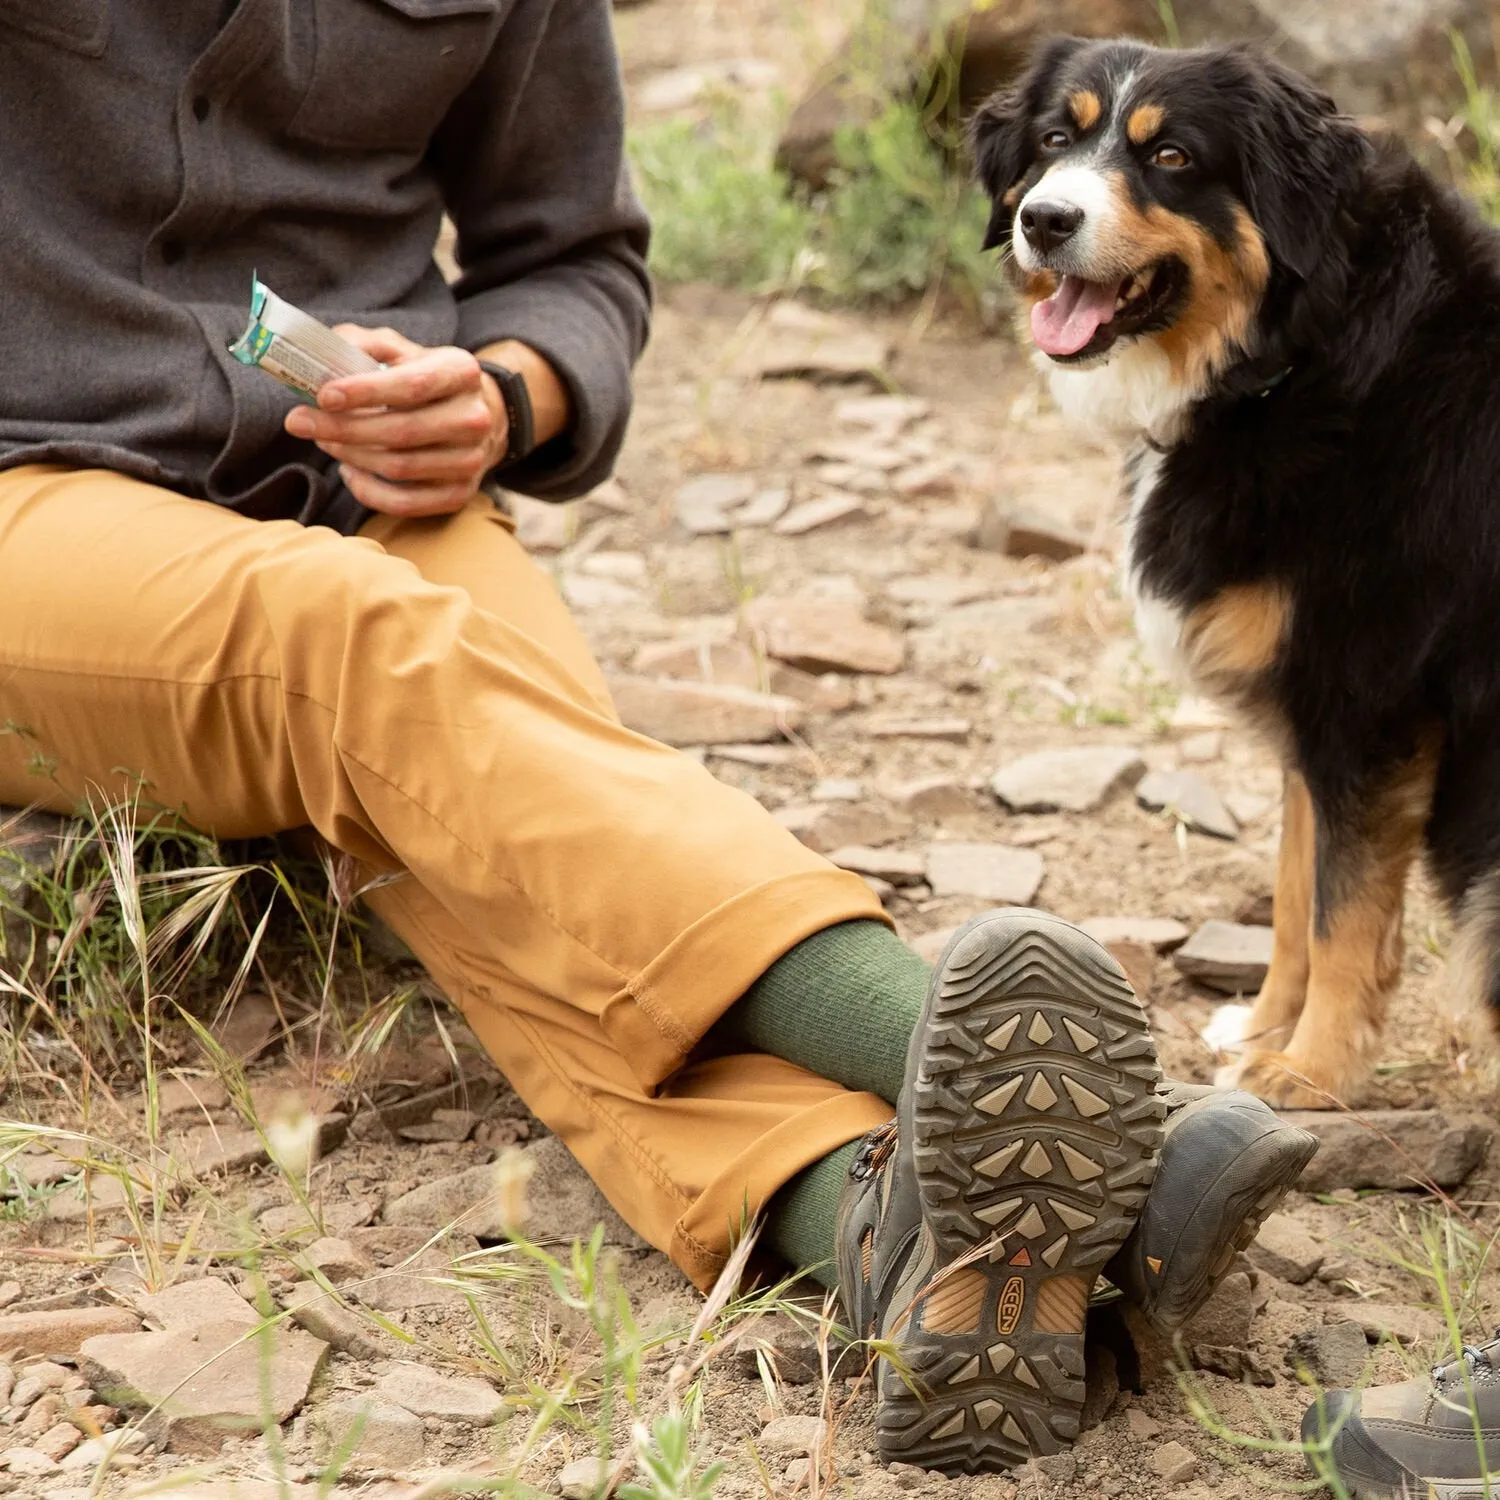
[1434,1332,1500,1383]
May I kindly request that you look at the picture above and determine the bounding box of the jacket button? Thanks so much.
[161,240,185,265]
[192,95,210,122]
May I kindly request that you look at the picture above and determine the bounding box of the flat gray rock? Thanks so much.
[558,1455,610,1499]
[743,596,903,675]
[1173,921,1273,994]
[974,500,1087,561]
[1286,1321,1370,1388]
[674,474,755,535]
[771,493,870,535]
[890,776,973,820]
[0,1307,141,1359]
[925,843,1044,904]
[382,1135,646,1251]
[374,1361,504,1426]
[81,1278,327,1454]
[758,1414,828,1455]
[1343,1302,1445,1349]
[990,746,1146,813]
[827,845,926,885]
[1077,916,1190,952]
[1282,1108,1492,1191]
[736,302,891,382]
[1136,768,1239,840]
[606,676,802,748]
[773,801,912,855]
[1249,1212,1324,1284]
[309,1395,424,1471]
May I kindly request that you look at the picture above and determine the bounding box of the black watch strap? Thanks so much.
[478,359,537,468]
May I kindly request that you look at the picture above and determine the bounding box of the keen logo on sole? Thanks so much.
[997,1276,1025,1334]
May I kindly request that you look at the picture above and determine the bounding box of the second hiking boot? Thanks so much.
[1105,1080,1319,1334]
[836,908,1164,1473]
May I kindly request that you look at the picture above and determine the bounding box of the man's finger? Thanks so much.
[339,463,476,518]
[331,324,424,364]
[287,390,495,449]
[321,346,479,412]
[321,439,490,485]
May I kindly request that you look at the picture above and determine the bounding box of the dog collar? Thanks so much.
[1248,364,1294,397]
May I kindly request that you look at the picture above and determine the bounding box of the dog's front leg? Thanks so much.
[1235,749,1436,1108]
[1238,767,1314,1053]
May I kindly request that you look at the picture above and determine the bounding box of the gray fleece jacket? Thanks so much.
[0,0,652,532]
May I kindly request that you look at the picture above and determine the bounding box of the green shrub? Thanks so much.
[628,110,814,293]
[628,93,1004,318]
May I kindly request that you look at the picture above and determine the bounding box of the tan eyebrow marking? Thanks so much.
[1127,102,1165,144]
[1067,90,1101,131]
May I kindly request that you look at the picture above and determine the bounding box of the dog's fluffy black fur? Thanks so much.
[971,37,1500,1105]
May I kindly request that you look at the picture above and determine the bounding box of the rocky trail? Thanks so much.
[3,1,1500,1495]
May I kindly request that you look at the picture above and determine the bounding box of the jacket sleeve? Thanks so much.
[429,0,653,500]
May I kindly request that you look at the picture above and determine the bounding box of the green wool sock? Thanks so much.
[711,919,931,1105]
[708,919,932,1285]
[769,1143,859,1290]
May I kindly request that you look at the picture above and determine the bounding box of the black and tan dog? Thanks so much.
[972,37,1500,1108]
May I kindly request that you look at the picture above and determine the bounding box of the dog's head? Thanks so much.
[971,38,1369,390]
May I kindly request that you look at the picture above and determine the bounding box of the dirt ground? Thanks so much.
[2,3,1499,1498]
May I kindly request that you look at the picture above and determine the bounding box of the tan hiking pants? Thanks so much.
[0,464,892,1288]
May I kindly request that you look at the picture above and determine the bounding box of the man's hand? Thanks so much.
[284,325,507,518]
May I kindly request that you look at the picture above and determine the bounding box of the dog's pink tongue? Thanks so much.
[1031,275,1119,357]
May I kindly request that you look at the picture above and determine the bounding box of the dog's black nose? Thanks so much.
[1019,200,1084,254]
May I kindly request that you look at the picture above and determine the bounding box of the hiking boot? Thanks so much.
[1302,1336,1500,1498]
[1104,1081,1319,1334]
[836,908,1164,1473]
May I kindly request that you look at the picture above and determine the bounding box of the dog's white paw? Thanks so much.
[1202,1001,1253,1060]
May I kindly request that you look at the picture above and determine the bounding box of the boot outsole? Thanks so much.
[878,909,1164,1474]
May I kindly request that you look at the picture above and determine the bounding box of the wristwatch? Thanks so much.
[478,359,537,468]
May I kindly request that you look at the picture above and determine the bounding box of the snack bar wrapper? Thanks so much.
[228,275,380,402]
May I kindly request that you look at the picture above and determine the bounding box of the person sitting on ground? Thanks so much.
[0,0,1318,1473]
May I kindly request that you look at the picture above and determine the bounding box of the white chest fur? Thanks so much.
[1121,445,1191,682]
[1038,345,1199,685]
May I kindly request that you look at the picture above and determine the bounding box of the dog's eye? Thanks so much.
[1040,129,1071,151]
[1151,143,1191,169]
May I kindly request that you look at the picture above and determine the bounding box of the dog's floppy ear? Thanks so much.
[971,34,1089,251]
[1233,49,1370,280]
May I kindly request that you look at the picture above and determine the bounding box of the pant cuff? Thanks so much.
[598,867,890,1094]
[668,1088,893,1292]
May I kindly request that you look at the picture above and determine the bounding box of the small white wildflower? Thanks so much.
[490,1146,535,1236]
[265,1100,319,1185]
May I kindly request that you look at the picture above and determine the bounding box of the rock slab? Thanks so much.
[383,1133,647,1250]
[1283,1109,1493,1191]
[924,842,1044,904]
[80,1278,327,1454]
[309,1395,425,1471]
[374,1361,504,1426]
[1136,768,1239,840]
[607,676,802,747]
[743,596,904,675]
[1173,921,1274,994]
[759,1414,828,1455]
[0,1307,141,1358]
[990,746,1146,813]
[1249,1212,1325,1284]
[1287,1321,1370,1388]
